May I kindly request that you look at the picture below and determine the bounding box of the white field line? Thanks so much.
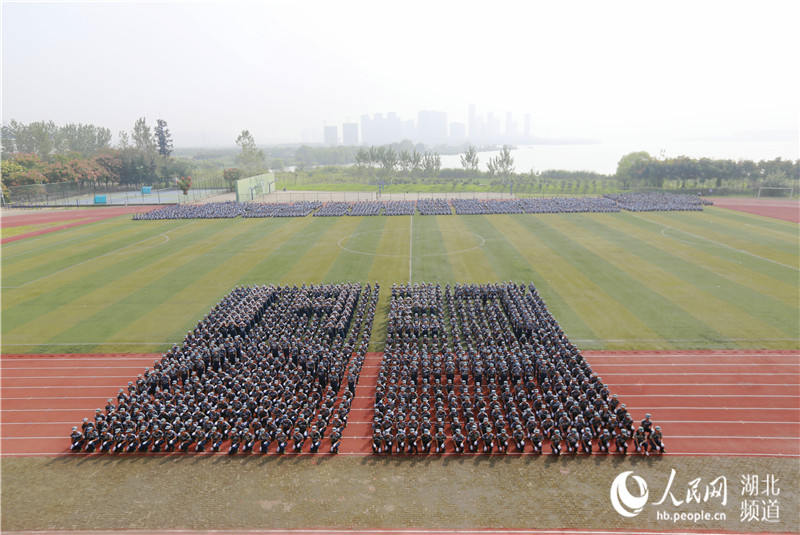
[584,363,800,366]
[632,212,799,271]
[584,353,800,358]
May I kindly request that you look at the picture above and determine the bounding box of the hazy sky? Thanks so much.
[3,0,799,151]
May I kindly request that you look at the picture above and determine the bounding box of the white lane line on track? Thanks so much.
[587,363,800,366]
[584,353,800,357]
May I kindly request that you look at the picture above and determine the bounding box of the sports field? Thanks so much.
[1,203,799,534]
[2,206,798,355]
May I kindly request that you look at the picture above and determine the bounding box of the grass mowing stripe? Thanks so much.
[0,220,172,285]
[236,217,337,285]
[0,216,136,262]
[0,221,207,344]
[640,212,799,271]
[704,207,799,242]
[488,215,650,351]
[555,214,783,346]
[323,216,385,283]
[531,215,752,350]
[367,216,411,351]
[432,215,493,283]
[0,219,87,239]
[281,216,364,285]
[1,222,193,319]
[42,219,286,354]
[458,215,600,348]
[683,210,800,252]
[608,212,798,307]
[592,214,799,340]
[96,219,302,353]
[412,215,455,283]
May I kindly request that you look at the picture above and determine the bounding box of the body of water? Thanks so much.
[439,140,799,175]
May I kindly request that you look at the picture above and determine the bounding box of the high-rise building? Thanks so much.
[323,125,338,146]
[417,110,448,145]
[449,122,466,143]
[505,112,517,138]
[342,123,359,145]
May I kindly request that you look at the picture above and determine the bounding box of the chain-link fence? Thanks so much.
[5,181,228,207]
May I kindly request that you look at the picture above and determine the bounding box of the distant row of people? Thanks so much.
[604,193,709,212]
[134,194,709,220]
[69,283,380,454]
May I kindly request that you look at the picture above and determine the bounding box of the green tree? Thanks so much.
[616,151,652,188]
[132,117,156,155]
[235,129,265,171]
[223,167,242,191]
[460,145,480,174]
[154,119,173,158]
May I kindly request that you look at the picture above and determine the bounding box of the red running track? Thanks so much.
[1,350,798,457]
[709,197,800,223]
[1,206,158,244]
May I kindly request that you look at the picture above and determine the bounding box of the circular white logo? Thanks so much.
[610,471,649,518]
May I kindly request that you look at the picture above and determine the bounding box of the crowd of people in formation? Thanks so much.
[383,201,416,216]
[450,197,622,215]
[372,282,665,456]
[133,202,244,220]
[133,193,710,221]
[604,193,709,212]
[349,201,383,216]
[417,199,452,215]
[314,202,352,217]
[241,201,321,218]
[69,283,380,455]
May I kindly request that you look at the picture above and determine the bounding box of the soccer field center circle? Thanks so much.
[337,228,487,257]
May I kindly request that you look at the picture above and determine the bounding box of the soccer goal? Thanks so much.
[756,186,794,198]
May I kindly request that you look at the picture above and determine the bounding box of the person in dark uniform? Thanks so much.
[580,426,593,454]
[70,427,84,451]
[482,429,495,454]
[228,429,241,454]
[598,428,611,453]
[633,426,648,456]
[383,428,394,454]
[126,431,140,453]
[550,430,562,455]
[648,426,665,454]
[276,429,288,454]
[497,428,510,453]
[615,428,629,454]
[100,430,115,452]
[468,425,481,453]
[179,428,193,452]
[565,428,579,454]
[395,427,407,453]
[435,429,447,453]
[242,429,255,452]
[512,425,526,452]
[84,427,100,452]
[530,427,543,454]
[420,429,433,453]
[151,427,165,452]
[452,428,465,453]
[641,414,653,435]
[329,427,342,454]
[212,428,224,452]
[308,426,321,453]
[372,429,383,454]
[292,428,305,453]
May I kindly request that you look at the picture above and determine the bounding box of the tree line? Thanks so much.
[1,118,191,189]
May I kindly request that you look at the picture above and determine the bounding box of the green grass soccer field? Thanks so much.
[2,207,797,355]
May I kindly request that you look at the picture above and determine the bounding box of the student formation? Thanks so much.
[133,192,710,220]
[69,281,665,456]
